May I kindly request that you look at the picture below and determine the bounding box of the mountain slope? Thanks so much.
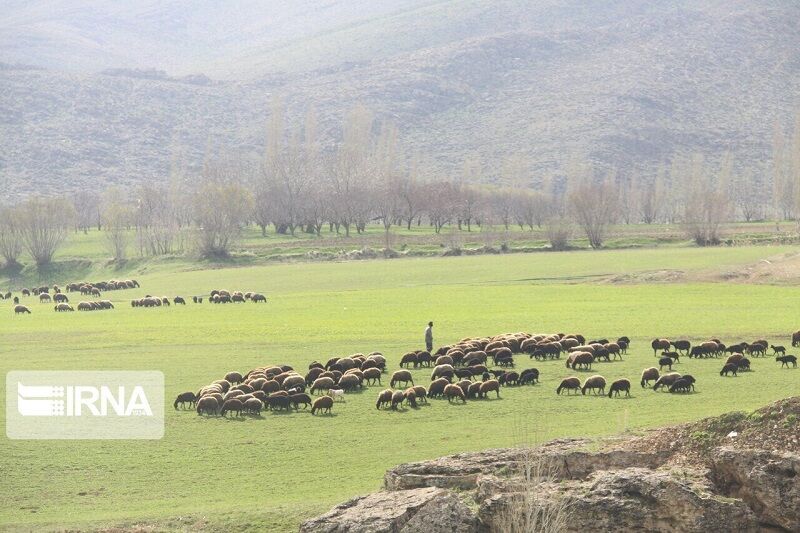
[1,0,798,198]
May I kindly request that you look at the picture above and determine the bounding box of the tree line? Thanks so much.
[1,105,799,268]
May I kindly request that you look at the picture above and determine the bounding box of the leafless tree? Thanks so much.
[134,184,181,255]
[637,167,664,224]
[568,172,619,249]
[16,197,74,266]
[681,153,730,245]
[0,205,23,267]
[100,187,132,261]
[192,181,253,257]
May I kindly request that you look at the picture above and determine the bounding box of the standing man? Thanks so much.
[425,321,434,353]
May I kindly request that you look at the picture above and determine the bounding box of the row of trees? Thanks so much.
[2,106,799,267]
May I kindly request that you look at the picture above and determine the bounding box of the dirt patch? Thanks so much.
[698,251,800,285]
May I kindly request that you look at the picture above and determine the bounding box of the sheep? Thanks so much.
[54,303,74,312]
[376,389,394,409]
[719,363,738,376]
[568,352,594,371]
[427,378,449,398]
[608,379,631,398]
[443,384,466,403]
[223,371,242,385]
[220,399,244,417]
[399,352,418,368]
[251,293,267,303]
[519,368,539,385]
[771,345,786,356]
[391,390,405,410]
[174,392,198,409]
[174,296,186,305]
[670,339,691,355]
[290,393,312,409]
[479,379,500,399]
[390,370,414,389]
[668,378,693,393]
[196,396,219,415]
[456,379,473,396]
[362,367,382,386]
[337,374,362,392]
[14,305,31,314]
[658,357,674,371]
[327,389,346,402]
[581,375,606,395]
[404,389,418,408]
[282,375,305,391]
[556,377,581,395]
[661,351,680,363]
[640,367,660,388]
[793,331,800,348]
[653,372,682,391]
[265,395,291,411]
[311,396,334,415]
[310,376,339,395]
[776,355,797,368]
[467,382,483,399]
[737,358,751,371]
[410,386,428,404]
[651,338,670,356]
[53,293,69,303]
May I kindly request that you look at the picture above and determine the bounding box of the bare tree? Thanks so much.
[0,205,23,267]
[71,190,100,233]
[134,184,181,255]
[638,167,664,224]
[681,153,730,245]
[17,197,74,266]
[192,181,253,257]
[100,187,132,261]
[568,172,619,249]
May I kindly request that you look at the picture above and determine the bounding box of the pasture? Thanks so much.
[2,246,800,531]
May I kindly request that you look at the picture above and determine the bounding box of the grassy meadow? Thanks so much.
[2,245,800,531]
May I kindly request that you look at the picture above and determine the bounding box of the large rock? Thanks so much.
[709,447,800,531]
[479,467,759,532]
[299,486,480,533]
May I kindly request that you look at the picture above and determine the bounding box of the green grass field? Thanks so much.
[2,246,800,531]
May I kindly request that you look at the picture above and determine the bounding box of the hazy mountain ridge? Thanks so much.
[1,0,799,198]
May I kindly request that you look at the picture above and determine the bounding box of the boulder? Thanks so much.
[299,486,480,533]
[709,447,800,531]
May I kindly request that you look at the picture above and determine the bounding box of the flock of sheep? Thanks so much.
[6,281,268,314]
[175,329,799,418]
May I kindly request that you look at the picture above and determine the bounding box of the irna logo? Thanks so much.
[7,371,164,439]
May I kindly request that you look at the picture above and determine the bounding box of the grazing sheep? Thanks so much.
[479,379,500,399]
[651,338,670,356]
[14,305,31,314]
[411,386,428,404]
[581,375,606,395]
[608,379,631,398]
[556,377,581,395]
[720,363,738,376]
[669,378,693,393]
[519,368,539,385]
[265,395,291,411]
[251,293,267,303]
[737,358,751,371]
[404,389,418,408]
[362,367,382,386]
[776,355,797,368]
[670,339,691,354]
[399,352,418,368]
[640,367,660,388]
[391,390,405,410]
[427,378,449,398]
[661,351,680,363]
[311,396,334,415]
[243,397,263,415]
[327,389,346,402]
[310,377,336,394]
[289,393,312,409]
[54,303,74,312]
[225,371,243,384]
[443,384,466,403]
[38,293,51,303]
[196,396,219,415]
[174,392,198,409]
[220,399,244,417]
[416,351,432,367]
[467,382,483,399]
[282,375,305,391]
[771,345,786,356]
[569,352,594,371]
[337,374,362,392]
[653,372,682,391]
[658,357,674,371]
[376,389,394,409]
[390,370,414,388]
[174,296,186,305]
[793,331,800,348]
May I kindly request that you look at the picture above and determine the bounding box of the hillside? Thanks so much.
[1,0,799,198]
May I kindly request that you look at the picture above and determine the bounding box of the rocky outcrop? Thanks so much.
[298,486,480,533]
[302,397,799,532]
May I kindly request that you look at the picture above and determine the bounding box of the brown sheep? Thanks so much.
[443,384,466,403]
[14,305,31,314]
[467,382,483,399]
[376,389,394,409]
[310,377,336,394]
[556,377,581,395]
[390,370,414,388]
[479,379,500,399]
[581,375,606,395]
[608,379,631,398]
[569,352,594,371]
[404,389,418,408]
[435,355,453,367]
[363,367,382,386]
[652,372,682,391]
[53,292,69,302]
[640,367,660,388]
[309,395,333,415]
[720,363,738,376]
[174,392,198,409]
[289,393,312,409]
[651,338,671,356]
[196,396,219,415]
[282,375,305,391]
[54,303,74,312]
[399,352,418,368]
[39,293,51,303]
[792,331,800,347]
[243,398,263,415]
[456,379,473,396]
[658,357,673,371]
[430,364,454,381]
[725,353,744,367]
[337,374,362,391]
[391,390,405,410]
[427,378,449,398]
